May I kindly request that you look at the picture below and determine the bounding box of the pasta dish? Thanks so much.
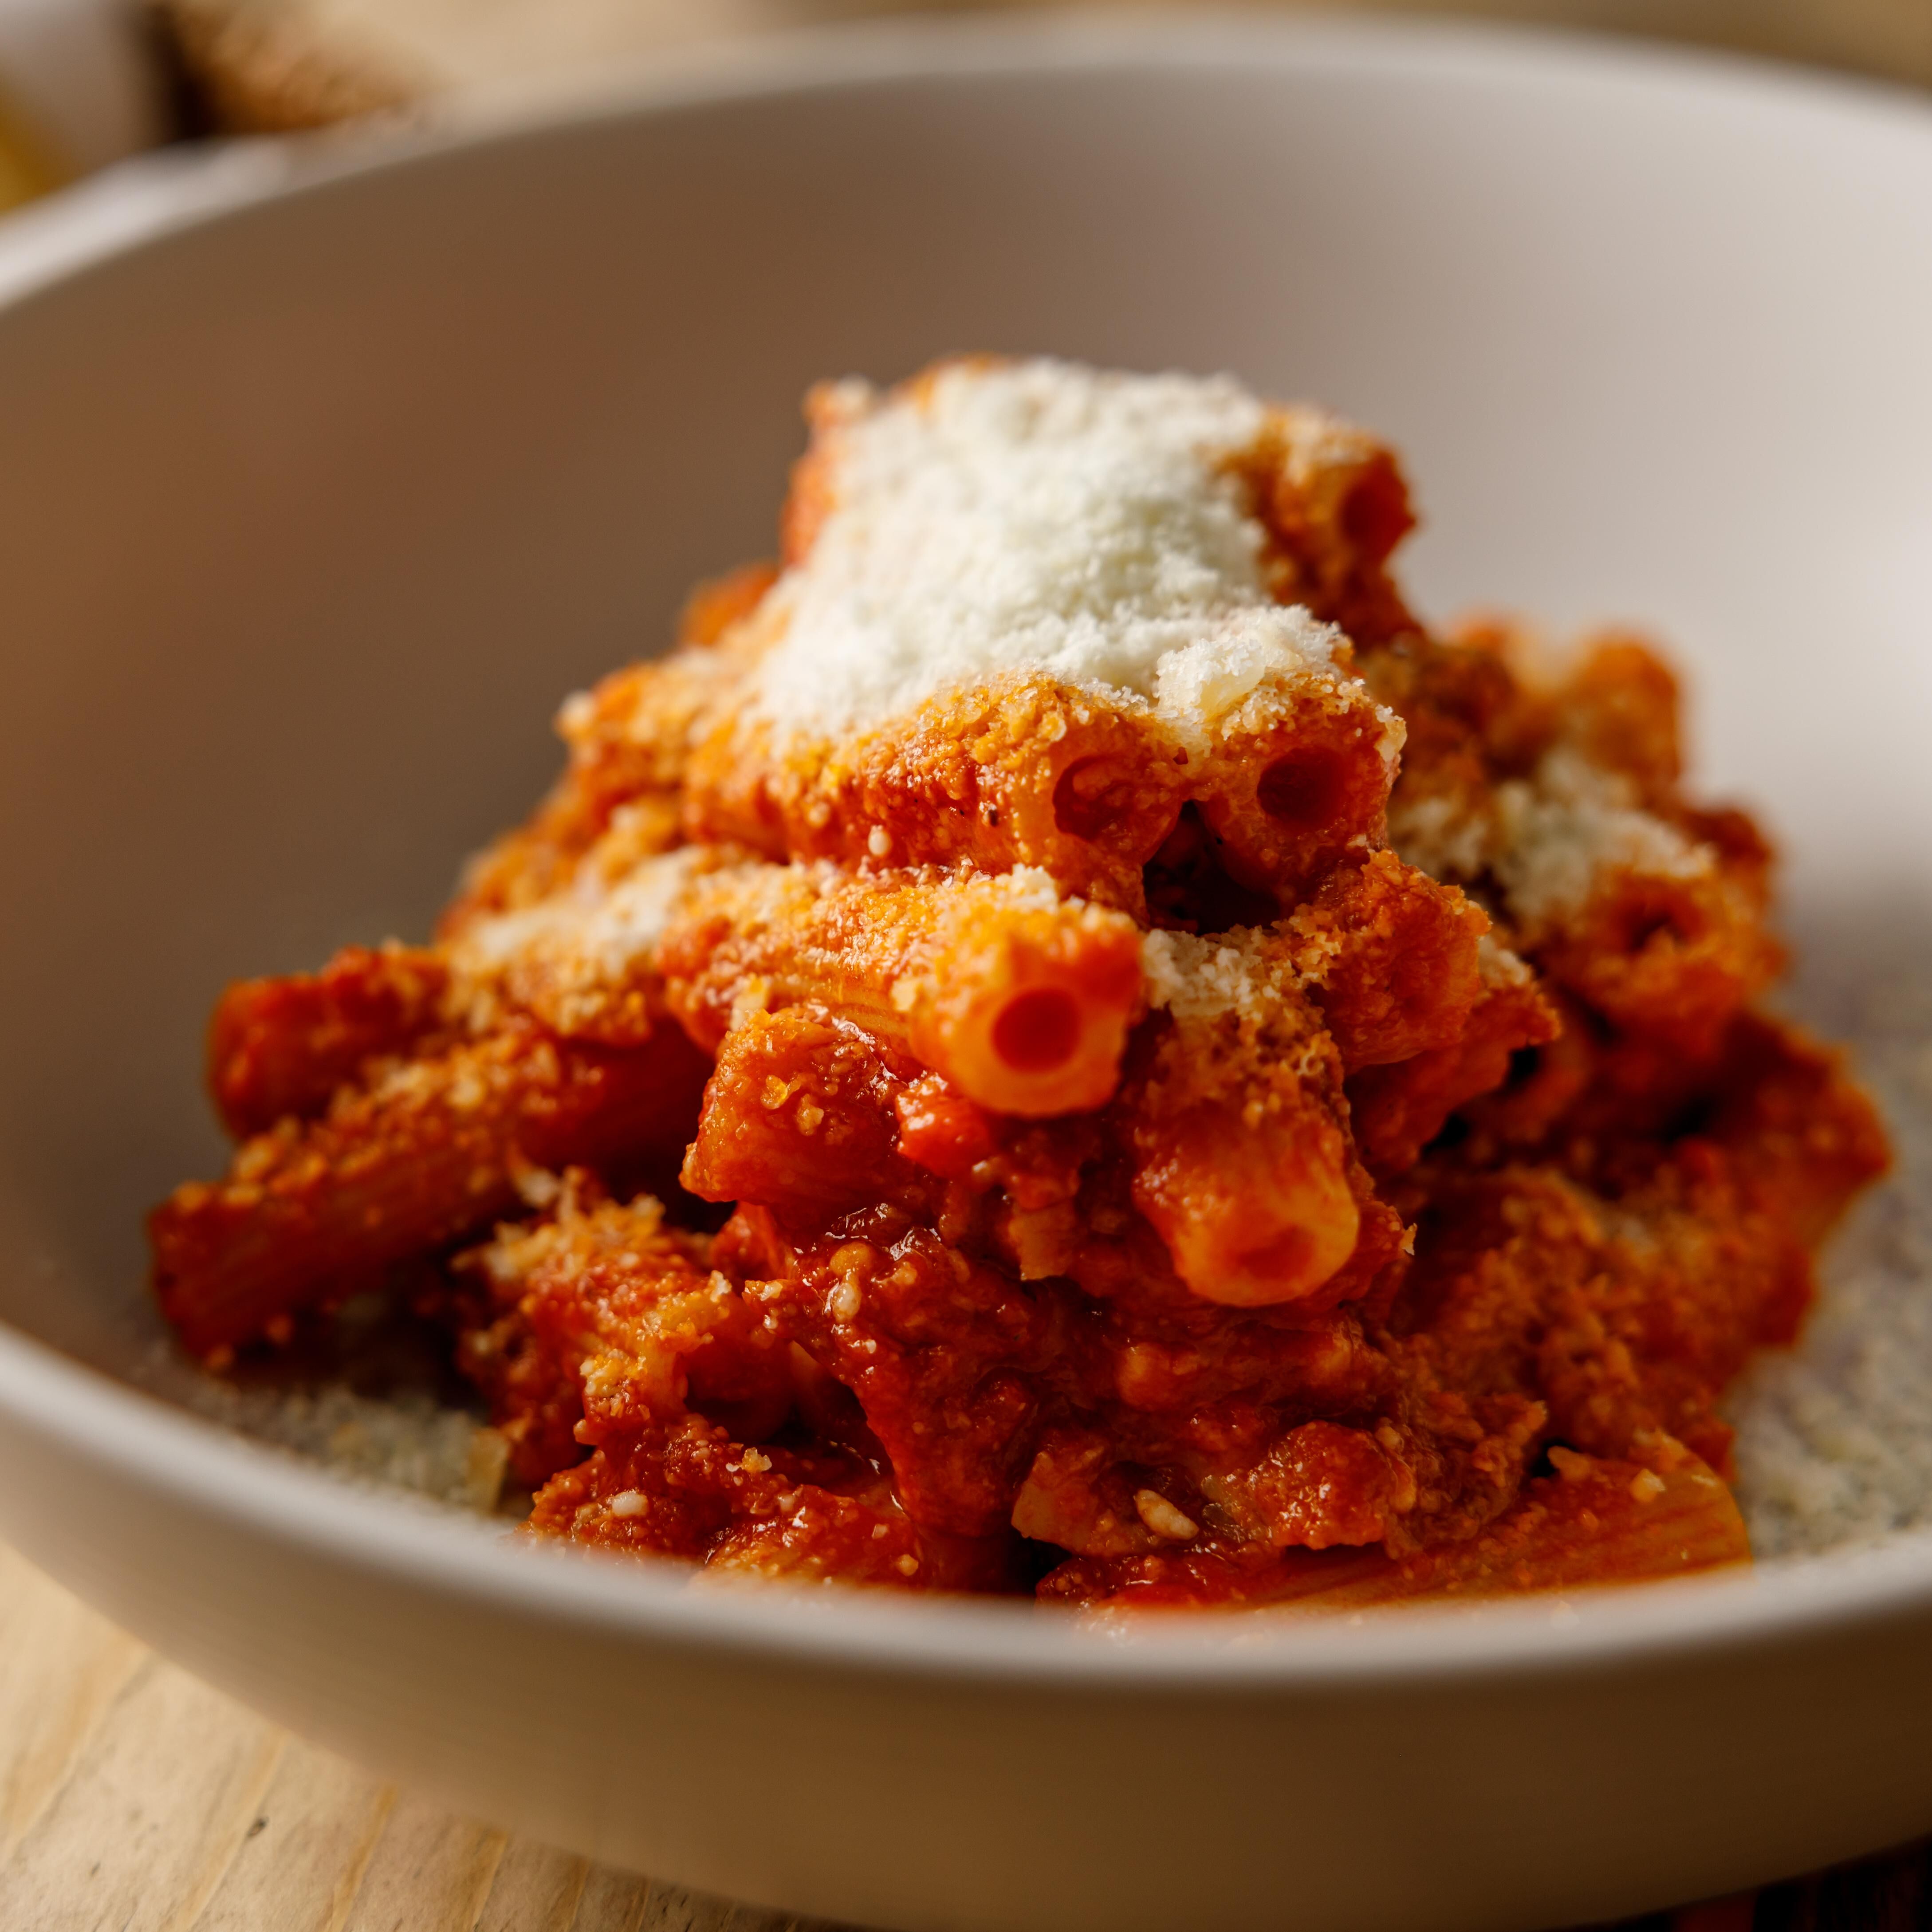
[150,358,1889,1608]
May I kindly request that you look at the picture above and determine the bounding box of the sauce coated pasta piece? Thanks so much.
[1184,681,1399,901]
[680,1005,911,1216]
[685,671,1191,917]
[466,1172,1020,1589]
[453,1178,727,1485]
[1282,849,1492,1071]
[660,860,1146,1117]
[443,846,724,1048]
[208,942,452,1138]
[1130,934,1390,1309]
[1370,618,1783,1078]
[1487,737,1783,1056]
[1704,1013,1892,1247]
[1129,1040,1367,1309]
[1235,404,1424,652]
[733,1213,1066,1544]
[1042,1449,1748,1609]
[152,1022,711,1358]
[1347,949,1561,1177]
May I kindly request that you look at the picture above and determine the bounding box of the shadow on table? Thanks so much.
[1594,1837,1932,1932]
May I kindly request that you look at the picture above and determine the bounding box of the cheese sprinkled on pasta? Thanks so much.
[747,359,1349,736]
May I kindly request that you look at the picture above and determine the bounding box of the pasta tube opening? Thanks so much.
[661,862,1145,1119]
[906,900,1142,1116]
[1134,1102,1362,1306]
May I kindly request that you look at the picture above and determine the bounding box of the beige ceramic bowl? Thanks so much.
[1,17,1930,1931]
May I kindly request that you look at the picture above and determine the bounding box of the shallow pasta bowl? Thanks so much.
[2,16,1932,1931]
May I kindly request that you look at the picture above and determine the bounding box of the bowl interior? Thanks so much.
[0,20,1928,1431]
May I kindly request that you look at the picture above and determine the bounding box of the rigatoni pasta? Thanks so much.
[658,861,1145,1117]
[149,357,1888,1609]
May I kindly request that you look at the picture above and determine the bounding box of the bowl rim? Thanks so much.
[5,5,1932,318]
[4,4,1932,1694]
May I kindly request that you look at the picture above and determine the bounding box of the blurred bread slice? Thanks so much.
[158,0,962,131]
[162,0,414,130]
[158,0,1932,134]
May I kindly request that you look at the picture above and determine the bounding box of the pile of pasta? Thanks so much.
[151,359,1889,1607]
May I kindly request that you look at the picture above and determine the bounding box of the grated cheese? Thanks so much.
[744,359,1361,738]
[1476,933,1535,988]
[1141,926,1322,1051]
[1389,790,1492,883]
[1729,948,1932,1557]
[1141,928,1281,1026]
[136,1343,512,1515]
[1492,749,1713,931]
[449,846,706,984]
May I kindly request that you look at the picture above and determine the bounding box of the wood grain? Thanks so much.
[0,1541,809,1932]
[5,1533,1932,1929]
[0,1652,284,1932]
[0,1543,146,1864]
[193,1743,393,1932]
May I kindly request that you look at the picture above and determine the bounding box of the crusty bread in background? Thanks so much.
[161,0,415,130]
[158,0,976,132]
[157,0,1931,135]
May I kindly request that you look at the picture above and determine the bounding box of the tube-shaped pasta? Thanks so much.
[1233,405,1424,652]
[1188,684,1400,901]
[1704,1014,1892,1250]
[1039,1452,1748,1609]
[1532,859,1782,1057]
[660,860,1146,1118]
[685,673,1188,918]
[151,1022,712,1357]
[208,942,451,1139]
[1131,934,1374,1307]
[1346,948,1559,1177]
[1259,1452,1751,1603]
[212,844,716,1148]
[680,1005,905,1215]
[1553,635,1684,802]
[452,1180,734,1486]
[1375,622,1782,1061]
[677,374,1421,917]
[1284,849,1489,1071]
[442,847,720,1048]
[1133,1086,1362,1307]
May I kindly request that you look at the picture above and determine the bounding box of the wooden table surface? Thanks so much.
[8,1527,1932,1932]
[0,1537,831,1932]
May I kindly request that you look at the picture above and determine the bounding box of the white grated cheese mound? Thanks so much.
[138,1347,512,1515]
[745,359,1355,738]
[1476,932,1535,988]
[1151,608,1366,755]
[449,846,706,983]
[1390,790,1492,884]
[1730,939,1932,1558]
[1491,748,1713,931]
[1142,927,1294,1027]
